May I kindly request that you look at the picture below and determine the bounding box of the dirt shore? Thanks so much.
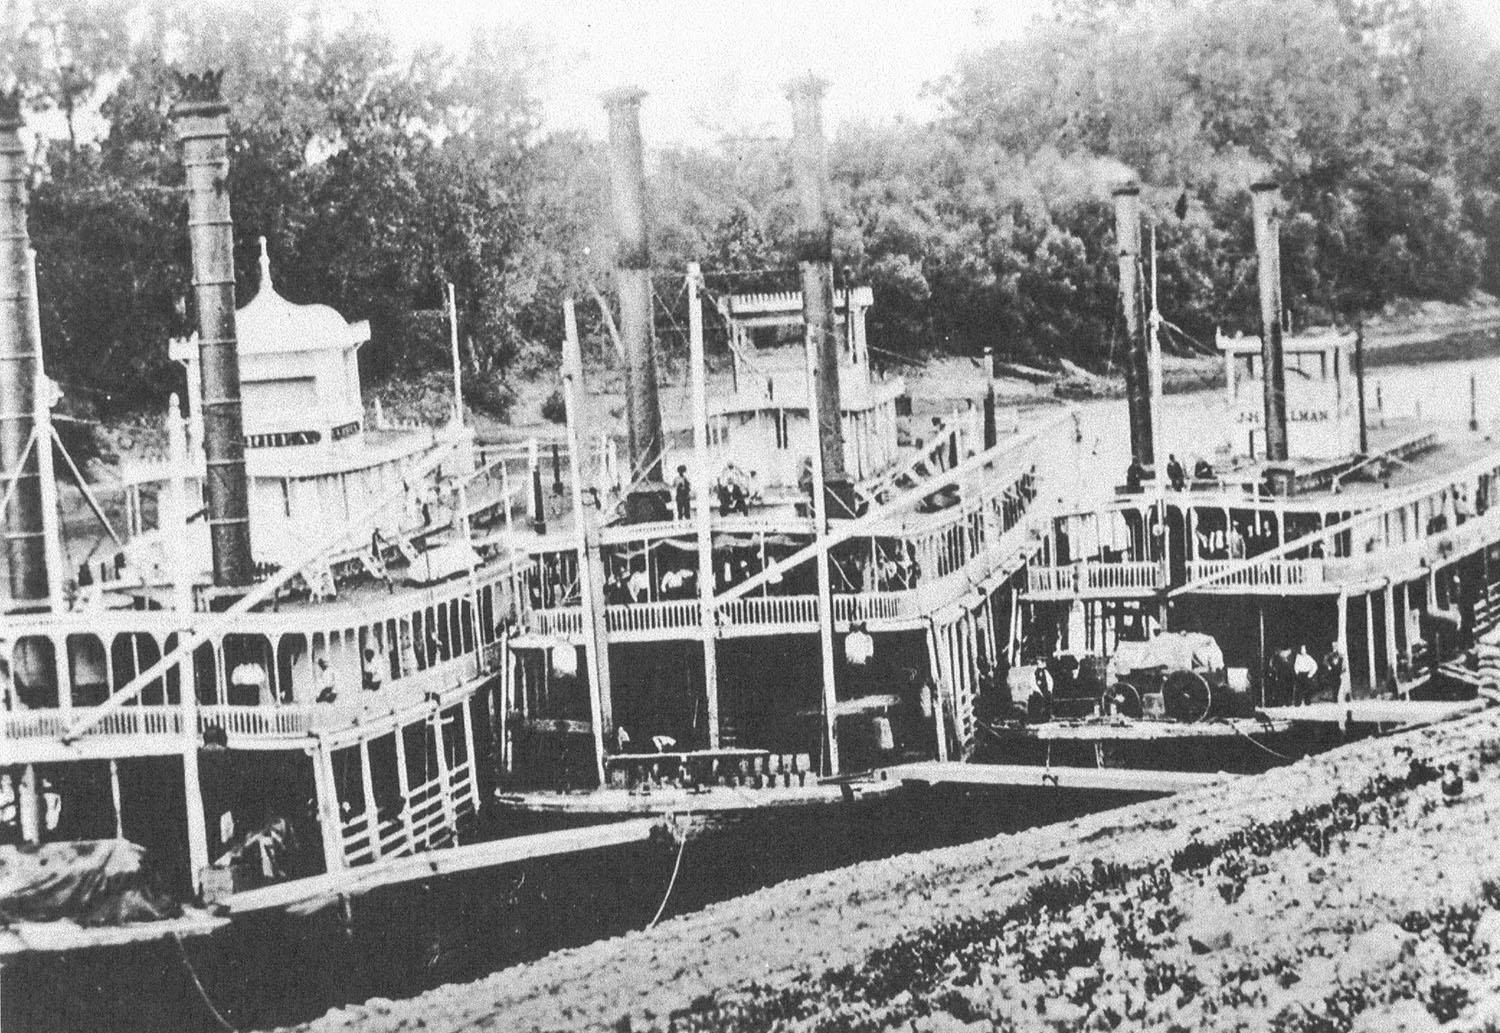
[288,708,1500,1033]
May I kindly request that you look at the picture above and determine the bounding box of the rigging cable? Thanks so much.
[173,931,239,1033]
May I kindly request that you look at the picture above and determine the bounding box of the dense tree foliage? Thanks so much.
[2,0,1499,417]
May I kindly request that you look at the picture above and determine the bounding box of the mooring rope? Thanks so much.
[173,931,239,1033]
[1225,719,1297,762]
[647,811,692,930]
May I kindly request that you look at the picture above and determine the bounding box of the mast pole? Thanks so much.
[447,282,463,426]
[688,262,720,749]
[1148,222,1170,629]
[26,250,63,612]
[562,298,611,786]
[804,296,841,777]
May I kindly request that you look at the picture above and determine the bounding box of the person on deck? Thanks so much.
[230,661,268,706]
[1292,644,1319,706]
[673,465,691,520]
[361,649,384,692]
[1194,457,1215,483]
[1167,454,1187,491]
[313,656,337,703]
[1126,458,1145,491]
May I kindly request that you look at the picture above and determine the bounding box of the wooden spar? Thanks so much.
[221,818,661,915]
[26,250,63,613]
[803,288,841,776]
[63,436,463,740]
[447,282,463,426]
[165,396,210,892]
[687,263,720,749]
[563,298,611,785]
[714,410,1074,609]
[884,761,1233,795]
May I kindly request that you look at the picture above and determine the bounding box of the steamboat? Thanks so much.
[0,72,1071,948]
[996,177,1496,769]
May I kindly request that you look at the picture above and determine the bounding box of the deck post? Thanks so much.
[688,264,721,749]
[109,759,124,839]
[358,737,381,861]
[926,621,949,763]
[431,711,458,840]
[460,699,480,814]
[562,299,612,786]
[1336,591,1352,702]
[1386,580,1403,697]
[17,764,39,845]
[393,725,416,852]
[1365,591,1378,695]
[312,745,346,872]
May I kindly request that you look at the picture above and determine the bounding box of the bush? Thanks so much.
[540,387,566,424]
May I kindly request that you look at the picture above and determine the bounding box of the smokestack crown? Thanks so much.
[601,85,646,111]
[1111,179,1141,198]
[1250,179,1280,194]
[169,69,229,120]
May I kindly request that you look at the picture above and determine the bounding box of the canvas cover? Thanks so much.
[0,839,182,926]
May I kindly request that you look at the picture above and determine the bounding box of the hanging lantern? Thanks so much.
[551,643,578,678]
[844,625,874,666]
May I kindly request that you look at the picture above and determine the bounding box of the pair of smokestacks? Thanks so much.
[603,76,855,523]
[0,75,253,611]
[1112,179,1289,472]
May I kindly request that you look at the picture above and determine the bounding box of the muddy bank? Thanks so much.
[288,707,1500,1033]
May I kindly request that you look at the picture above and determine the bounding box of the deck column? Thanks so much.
[927,622,949,763]
[394,725,416,852]
[1336,591,1352,702]
[358,738,381,861]
[312,746,346,872]
[1384,580,1400,695]
[431,709,458,839]
[460,700,480,814]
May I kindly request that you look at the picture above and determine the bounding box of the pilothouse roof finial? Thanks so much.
[258,235,272,292]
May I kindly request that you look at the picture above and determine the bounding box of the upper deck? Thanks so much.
[1026,420,1500,601]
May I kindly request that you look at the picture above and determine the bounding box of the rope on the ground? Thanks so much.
[173,931,239,1033]
[1226,720,1297,762]
[647,811,691,930]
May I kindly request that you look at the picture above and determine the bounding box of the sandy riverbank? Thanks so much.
[288,706,1500,1033]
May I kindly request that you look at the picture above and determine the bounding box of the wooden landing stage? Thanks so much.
[0,912,229,958]
[494,778,903,816]
[221,819,661,916]
[880,761,1233,795]
[1258,699,1487,726]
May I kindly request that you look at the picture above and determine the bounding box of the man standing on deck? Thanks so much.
[1293,644,1320,706]
[673,465,691,520]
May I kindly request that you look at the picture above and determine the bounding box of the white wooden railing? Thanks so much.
[1027,560,1162,596]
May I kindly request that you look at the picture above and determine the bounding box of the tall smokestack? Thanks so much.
[0,91,47,607]
[602,88,669,523]
[787,75,855,519]
[1112,181,1154,475]
[1251,180,1289,463]
[171,71,253,588]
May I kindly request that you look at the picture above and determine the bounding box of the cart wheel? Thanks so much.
[1164,670,1213,722]
[1099,681,1143,719]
